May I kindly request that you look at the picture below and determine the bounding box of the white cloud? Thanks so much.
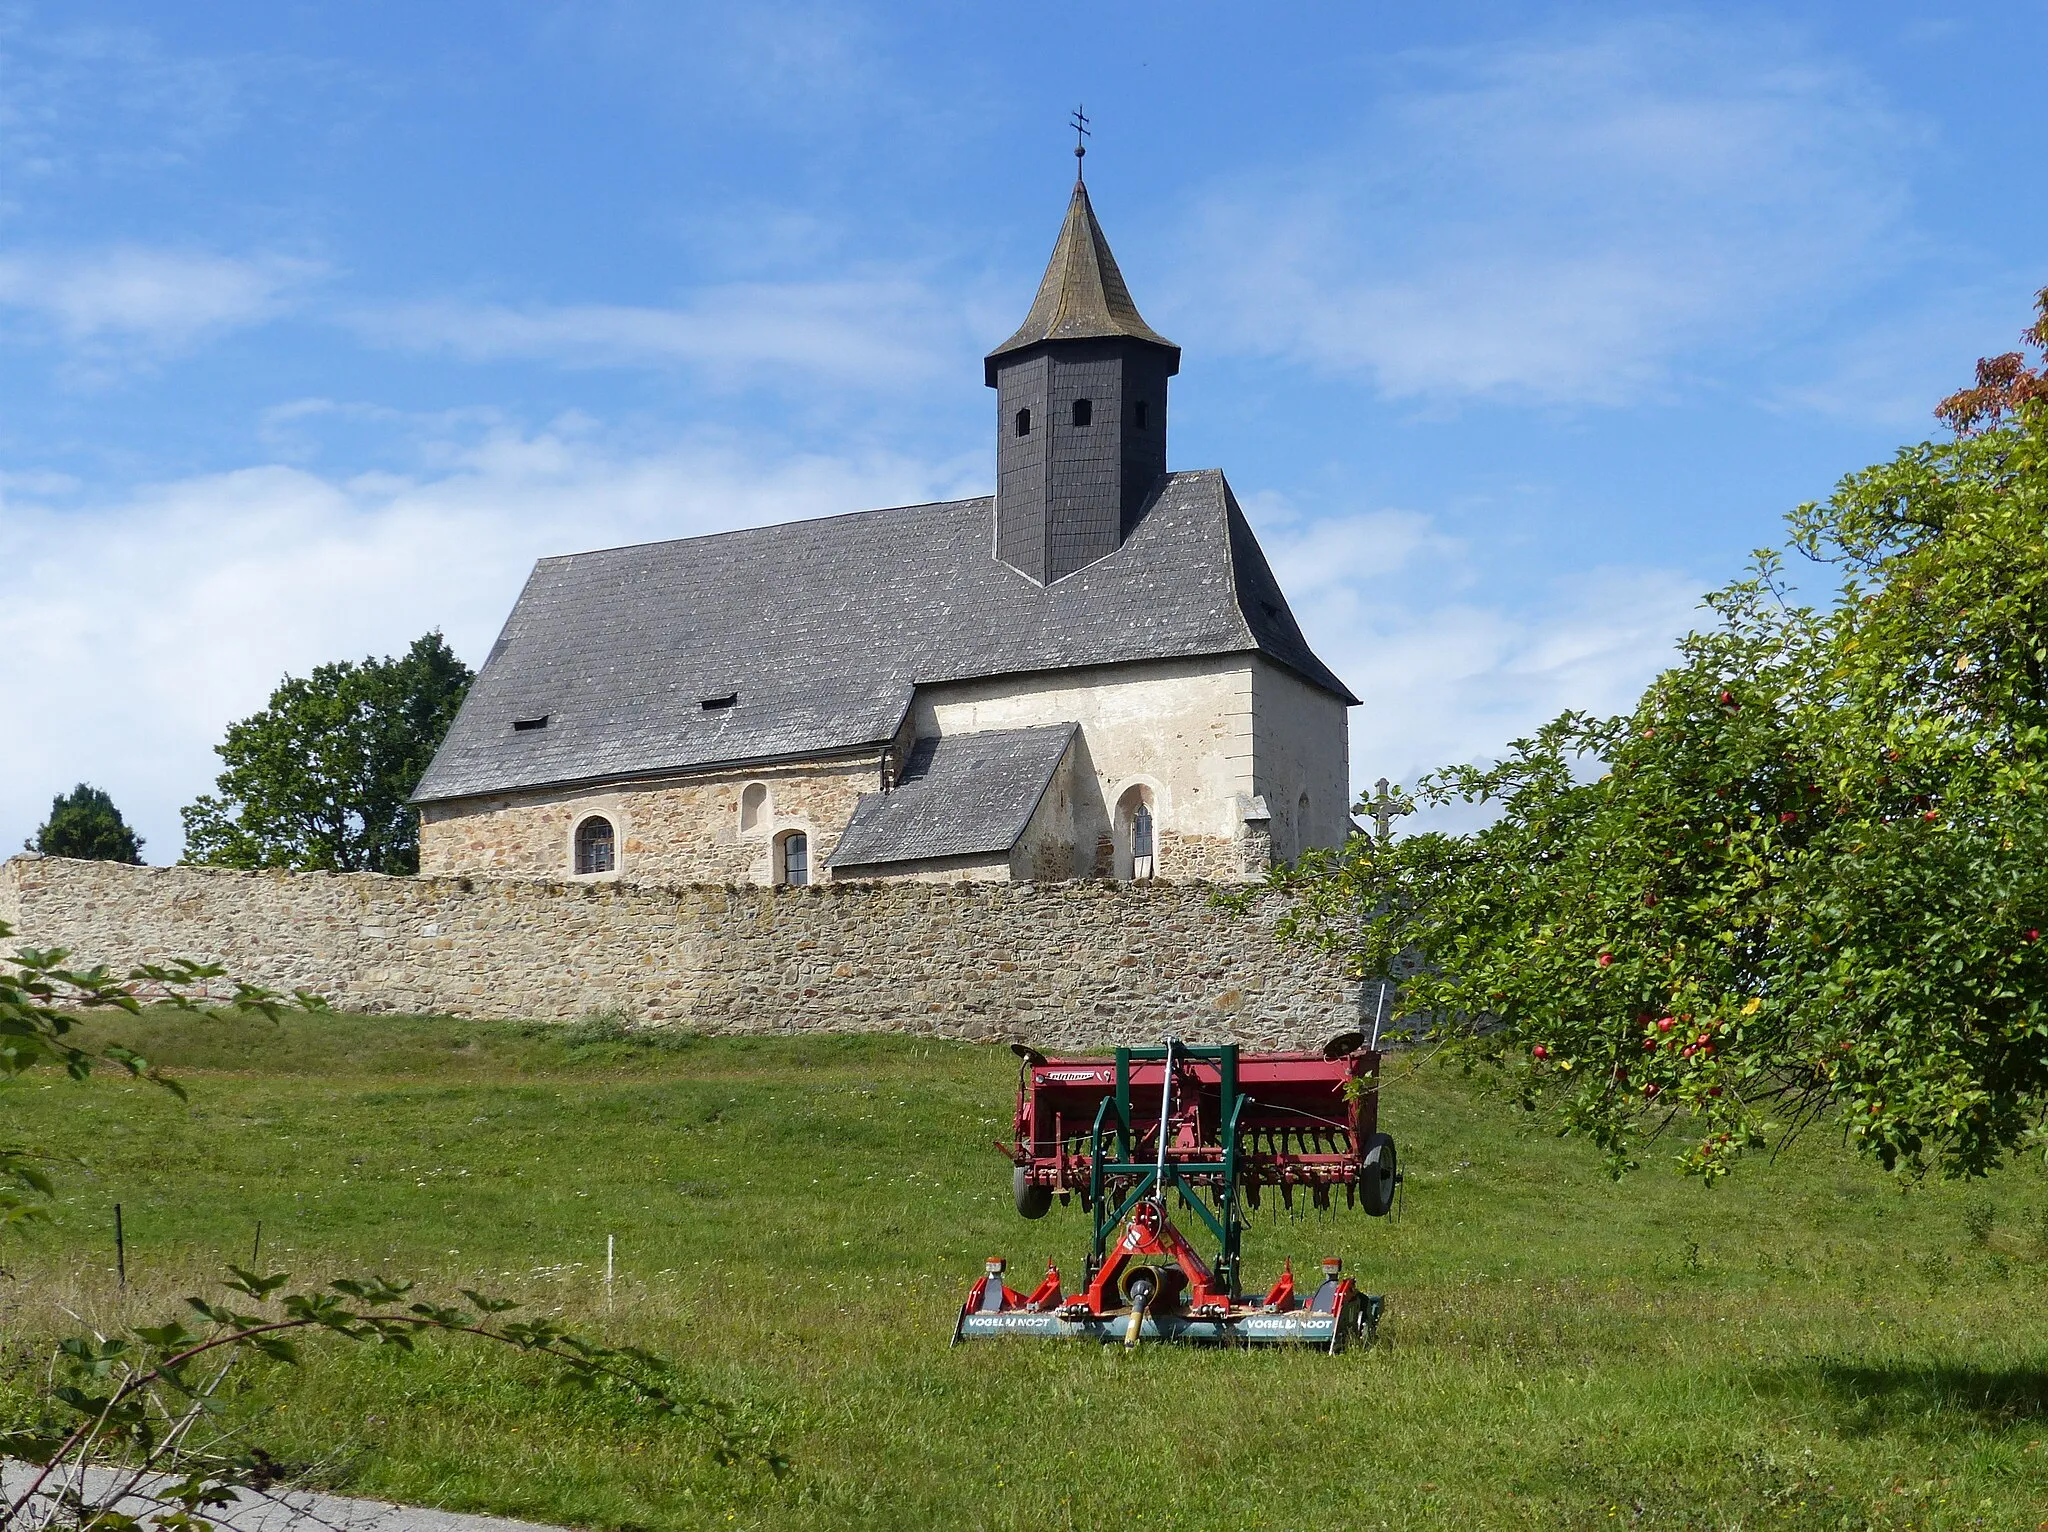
[1768,280,2035,429]
[542,1,886,126]
[1182,17,1918,405]
[0,246,319,347]
[0,19,252,186]
[0,424,978,861]
[1251,498,1704,828]
[359,274,971,386]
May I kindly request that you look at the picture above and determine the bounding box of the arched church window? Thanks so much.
[1015,407,1032,437]
[1133,401,1149,429]
[740,782,767,833]
[1115,785,1156,881]
[1071,398,1093,427]
[574,816,615,875]
[778,829,809,887]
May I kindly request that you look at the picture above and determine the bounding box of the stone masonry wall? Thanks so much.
[0,855,1357,1051]
[419,757,877,885]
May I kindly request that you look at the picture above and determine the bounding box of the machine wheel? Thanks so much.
[1359,1132,1397,1216]
[1013,1166,1052,1219]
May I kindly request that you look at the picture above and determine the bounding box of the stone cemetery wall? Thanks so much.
[0,856,1359,1050]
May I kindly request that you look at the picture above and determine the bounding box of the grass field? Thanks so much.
[6,1008,2048,1530]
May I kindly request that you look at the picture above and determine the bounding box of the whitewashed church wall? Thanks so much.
[0,856,1360,1050]
[1008,739,1079,880]
[910,655,1256,879]
[1251,657,1353,862]
[418,756,877,886]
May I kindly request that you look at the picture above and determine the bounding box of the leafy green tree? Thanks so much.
[181,632,472,874]
[1267,288,2048,1183]
[28,783,143,863]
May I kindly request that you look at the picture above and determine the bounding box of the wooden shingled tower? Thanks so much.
[985,171,1181,586]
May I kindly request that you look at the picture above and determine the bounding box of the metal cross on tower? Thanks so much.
[1071,104,1091,175]
[1362,778,1412,847]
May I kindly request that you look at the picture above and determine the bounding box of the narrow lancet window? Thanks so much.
[1015,407,1032,437]
[1072,398,1093,427]
[779,830,809,886]
[1133,401,1148,429]
[1116,785,1156,881]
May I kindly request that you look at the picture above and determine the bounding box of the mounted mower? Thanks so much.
[952,1033,1396,1351]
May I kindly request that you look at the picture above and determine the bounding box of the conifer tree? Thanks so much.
[29,783,144,863]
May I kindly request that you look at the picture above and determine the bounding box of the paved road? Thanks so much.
[2,1462,569,1532]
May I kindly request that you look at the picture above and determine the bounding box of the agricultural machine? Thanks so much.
[952,1033,1396,1351]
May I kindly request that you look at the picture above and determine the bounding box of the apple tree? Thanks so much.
[1268,288,2048,1181]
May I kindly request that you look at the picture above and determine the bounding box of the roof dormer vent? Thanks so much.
[700,692,739,711]
[512,715,549,732]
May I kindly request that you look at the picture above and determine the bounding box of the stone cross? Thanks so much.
[1363,777,1412,846]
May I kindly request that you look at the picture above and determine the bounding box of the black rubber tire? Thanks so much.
[1014,1166,1052,1219]
[1359,1132,1397,1217]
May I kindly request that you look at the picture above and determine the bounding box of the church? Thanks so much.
[411,170,1357,886]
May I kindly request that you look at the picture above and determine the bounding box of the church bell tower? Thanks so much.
[985,167,1180,585]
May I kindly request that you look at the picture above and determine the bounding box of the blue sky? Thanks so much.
[2,2,2043,859]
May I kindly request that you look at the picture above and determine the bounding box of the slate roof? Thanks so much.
[984,178,1180,383]
[412,469,1356,805]
[827,724,1076,870]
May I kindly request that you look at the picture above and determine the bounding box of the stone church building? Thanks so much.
[412,175,1357,886]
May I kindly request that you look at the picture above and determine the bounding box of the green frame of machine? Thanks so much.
[1085,1042,1249,1294]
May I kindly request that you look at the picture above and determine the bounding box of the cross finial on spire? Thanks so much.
[1070,104,1090,179]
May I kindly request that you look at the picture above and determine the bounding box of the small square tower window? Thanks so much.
[1014,407,1032,437]
[1071,398,1093,427]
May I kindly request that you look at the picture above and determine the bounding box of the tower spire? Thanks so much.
[984,177,1178,385]
[984,174,1180,585]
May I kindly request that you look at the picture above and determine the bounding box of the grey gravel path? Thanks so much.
[2,1462,569,1532]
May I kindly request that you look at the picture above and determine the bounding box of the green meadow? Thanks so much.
[5,1008,2048,1530]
